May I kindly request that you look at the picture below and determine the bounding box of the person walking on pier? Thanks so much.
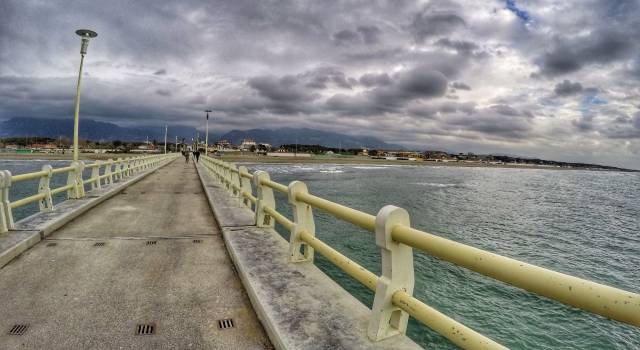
[183,150,189,163]
[194,150,201,163]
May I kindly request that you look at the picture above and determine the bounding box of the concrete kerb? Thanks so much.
[0,157,177,269]
[194,162,423,350]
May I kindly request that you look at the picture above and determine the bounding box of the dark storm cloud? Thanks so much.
[450,82,471,90]
[357,26,382,44]
[554,80,583,96]
[359,73,392,87]
[537,30,635,76]
[328,66,448,115]
[332,29,360,46]
[409,5,466,43]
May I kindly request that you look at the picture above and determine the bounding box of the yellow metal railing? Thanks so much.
[0,153,178,233]
[200,155,639,350]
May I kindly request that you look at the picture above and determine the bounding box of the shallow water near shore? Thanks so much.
[3,160,639,349]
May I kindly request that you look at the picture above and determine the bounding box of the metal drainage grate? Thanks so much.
[193,239,202,244]
[218,318,234,330]
[46,242,57,247]
[8,324,29,335]
[135,324,155,335]
[94,242,106,247]
[146,240,157,246]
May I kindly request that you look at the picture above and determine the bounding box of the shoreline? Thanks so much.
[0,153,636,172]
[219,155,637,172]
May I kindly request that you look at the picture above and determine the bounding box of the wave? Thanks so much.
[411,182,459,188]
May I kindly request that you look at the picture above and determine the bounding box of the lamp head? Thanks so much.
[75,29,97,55]
[75,29,98,38]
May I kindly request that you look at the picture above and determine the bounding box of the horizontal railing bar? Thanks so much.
[9,192,47,208]
[52,166,75,175]
[263,206,294,231]
[240,171,253,180]
[299,230,378,291]
[84,177,99,184]
[296,192,376,232]
[392,291,507,350]
[242,191,257,203]
[11,170,48,182]
[261,179,288,194]
[51,184,75,195]
[392,225,640,327]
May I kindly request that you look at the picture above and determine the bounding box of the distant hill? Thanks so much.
[0,118,403,149]
[0,117,203,142]
[220,128,403,149]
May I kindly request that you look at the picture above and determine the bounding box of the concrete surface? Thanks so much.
[0,157,174,270]
[0,230,40,268]
[195,163,423,350]
[0,159,270,349]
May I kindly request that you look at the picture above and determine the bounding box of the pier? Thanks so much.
[0,155,638,349]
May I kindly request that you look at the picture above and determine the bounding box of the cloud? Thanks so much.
[409,5,466,43]
[1,0,640,168]
[537,30,635,76]
[359,73,392,87]
[554,80,583,96]
[332,29,360,46]
[357,25,382,44]
[451,82,471,90]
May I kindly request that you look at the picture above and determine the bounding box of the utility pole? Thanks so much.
[164,125,168,154]
[175,136,178,153]
[72,29,97,162]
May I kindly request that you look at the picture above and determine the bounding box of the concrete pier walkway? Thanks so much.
[0,160,270,349]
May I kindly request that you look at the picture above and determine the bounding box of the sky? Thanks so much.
[1,0,640,168]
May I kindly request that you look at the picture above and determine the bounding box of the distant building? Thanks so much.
[357,148,369,156]
[215,139,231,150]
[240,138,256,151]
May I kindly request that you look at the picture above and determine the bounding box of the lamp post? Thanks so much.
[72,29,97,162]
[205,110,211,155]
[164,125,168,154]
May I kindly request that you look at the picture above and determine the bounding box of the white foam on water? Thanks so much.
[411,182,459,188]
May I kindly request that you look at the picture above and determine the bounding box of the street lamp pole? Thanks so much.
[205,110,211,155]
[164,125,168,154]
[72,29,97,162]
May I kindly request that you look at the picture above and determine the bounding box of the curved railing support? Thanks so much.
[288,181,315,263]
[368,205,415,341]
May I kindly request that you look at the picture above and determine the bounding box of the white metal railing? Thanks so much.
[0,153,177,232]
[200,155,639,350]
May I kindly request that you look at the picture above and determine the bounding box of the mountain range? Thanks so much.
[0,117,402,149]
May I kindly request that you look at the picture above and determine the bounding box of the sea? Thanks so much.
[3,160,639,349]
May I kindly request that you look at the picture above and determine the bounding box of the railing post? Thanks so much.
[230,163,241,197]
[238,166,253,209]
[254,171,275,228]
[105,159,113,185]
[38,165,53,211]
[368,205,415,341]
[287,181,315,263]
[67,161,84,199]
[77,161,86,197]
[90,161,102,190]
[113,158,122,181]
[0,170,13,233]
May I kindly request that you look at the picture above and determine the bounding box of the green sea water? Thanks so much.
[245,163,639,350]
[3,160,639,349]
